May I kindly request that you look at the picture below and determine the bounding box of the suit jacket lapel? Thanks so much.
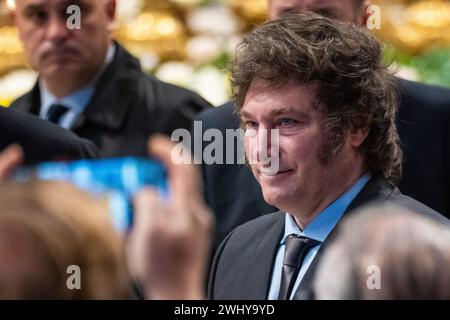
[72,42,140,131]
[11,82,41,115]
[293,176,395,300]
[10,42,141,134]
[345,177,394,214]
[248,212,285,299]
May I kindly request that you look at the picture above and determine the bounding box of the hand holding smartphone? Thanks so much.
[15,157,168,232]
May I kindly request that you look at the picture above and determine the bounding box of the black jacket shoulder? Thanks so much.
[196,102,238,131]
[0,107,98,164]
[399,79,450,110]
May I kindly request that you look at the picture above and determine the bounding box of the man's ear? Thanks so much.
[105,0,117,32]
[349,126,369,148]
[348,115,370,148]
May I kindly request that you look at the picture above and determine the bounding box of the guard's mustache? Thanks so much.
[40,44,80,60]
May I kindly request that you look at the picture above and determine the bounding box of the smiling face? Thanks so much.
[241,80,367,220]
[12,0,115,83]
[268,0,368,26]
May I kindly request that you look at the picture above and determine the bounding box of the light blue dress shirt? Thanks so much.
[39,44,116,129]
[267,173,371,300]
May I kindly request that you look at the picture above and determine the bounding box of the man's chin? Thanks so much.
[42,64,82,78]
[261,186,291,209]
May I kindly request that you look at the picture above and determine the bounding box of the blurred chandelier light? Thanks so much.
[228,0,267,26]
[374,0,450,54]
[0,0,25,76]
[169,0,203,6]
[115,0,187,62]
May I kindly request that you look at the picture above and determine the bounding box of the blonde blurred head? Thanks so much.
[0,180,130,299]
[315,204,450,300]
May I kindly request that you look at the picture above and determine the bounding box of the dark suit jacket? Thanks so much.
[207,176,448,300]
[396,79,450,216]
[197,79,450,251]
[0,106,98,164]
[10,42,211,157]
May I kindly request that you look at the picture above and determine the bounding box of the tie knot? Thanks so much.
[46,104,70,124]
[283,235,320,268]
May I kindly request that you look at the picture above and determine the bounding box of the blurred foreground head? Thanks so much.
[0,180,130,299]
[315,205,450,299]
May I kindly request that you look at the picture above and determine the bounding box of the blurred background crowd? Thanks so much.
[0,0,449,107]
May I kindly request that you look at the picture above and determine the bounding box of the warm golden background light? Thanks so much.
[0,0,449,106]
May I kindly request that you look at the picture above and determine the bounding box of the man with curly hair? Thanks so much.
[198,0,450,255]
[207,13,448,300]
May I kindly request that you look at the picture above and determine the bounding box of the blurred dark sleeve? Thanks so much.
[0,106,99,164]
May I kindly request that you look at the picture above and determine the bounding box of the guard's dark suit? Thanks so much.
[11,42,211,157]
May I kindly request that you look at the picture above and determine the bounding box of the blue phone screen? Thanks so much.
[15,157,168,232]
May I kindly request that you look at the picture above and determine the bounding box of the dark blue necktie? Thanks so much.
[46,104,70,124]
[278,234,320,300]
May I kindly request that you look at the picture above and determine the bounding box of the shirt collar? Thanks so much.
[39,43,116,117]
[282,173,371,244]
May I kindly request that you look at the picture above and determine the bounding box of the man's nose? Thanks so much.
[256,128,273,164]
[45,15,70,43]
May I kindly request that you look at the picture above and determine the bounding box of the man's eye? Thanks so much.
[244,121,258,129]
[28,10,48,23]
[278,118,296,127]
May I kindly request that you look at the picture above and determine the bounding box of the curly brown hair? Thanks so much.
[231,12,402,184]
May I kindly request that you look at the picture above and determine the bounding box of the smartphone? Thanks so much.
[15,157,168,232]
